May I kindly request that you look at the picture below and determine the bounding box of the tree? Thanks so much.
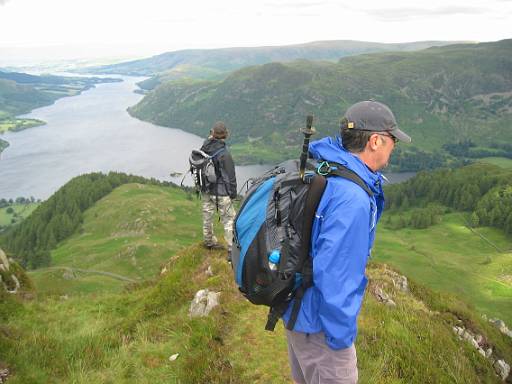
[401,196,410,210]
[505,212,512,235]
[470,212,479,228]
[15,197,26,204]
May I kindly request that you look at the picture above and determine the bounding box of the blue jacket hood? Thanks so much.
[309,136,383,195]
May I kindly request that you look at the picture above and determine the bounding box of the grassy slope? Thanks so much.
[479,157,512,169]
[374,213,512,325]
[30,183,203,296]
[3,250,509,383]
[0,203,39,227]
[2,184,511,383]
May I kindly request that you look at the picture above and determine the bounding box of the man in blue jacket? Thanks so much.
[283,100,411,384]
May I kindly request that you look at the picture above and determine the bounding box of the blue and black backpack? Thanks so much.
[231,159,373,331]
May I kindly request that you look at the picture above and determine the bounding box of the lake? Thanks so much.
[0,76,270,199]
[0,76,414,200]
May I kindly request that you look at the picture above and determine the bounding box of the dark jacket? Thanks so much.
[200,138,237,198]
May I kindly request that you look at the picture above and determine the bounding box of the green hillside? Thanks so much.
[0,172,175,269]
[375,213,512,325]
[0,202,39,230]
[0,71,121,118]
[0,70,121,145]
[129,39,512,169]
[88,40,465,89]
[0,77,53,116]
[31,183,202,296]
[381,162,512,324]
[1,180,511,383]
[479,157,512,169]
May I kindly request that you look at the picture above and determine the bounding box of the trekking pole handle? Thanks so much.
[299,115,316,182]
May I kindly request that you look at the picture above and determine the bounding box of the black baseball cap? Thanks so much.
[340,100,412,143]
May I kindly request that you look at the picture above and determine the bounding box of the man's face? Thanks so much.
[372,132,397,170]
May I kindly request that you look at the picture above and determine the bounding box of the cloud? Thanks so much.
[367,6,487,21]
[0,0,10,5]
[264,1,335,9]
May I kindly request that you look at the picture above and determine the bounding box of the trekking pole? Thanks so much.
[299,115,316,182]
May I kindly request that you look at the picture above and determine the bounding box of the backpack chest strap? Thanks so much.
[316,161,374,197]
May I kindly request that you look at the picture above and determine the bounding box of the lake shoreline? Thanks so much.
[0,117,46,133]
[1,117,47,156]
[0,75,415,200]
[0,75,124,155]
[0,138,9,155]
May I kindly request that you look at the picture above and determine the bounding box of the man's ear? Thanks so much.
[368,133,380,151]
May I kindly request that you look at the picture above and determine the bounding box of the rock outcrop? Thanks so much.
[0,367,9,384]
[488,317,512,339]
[0,248,20,294]
[0,247,32,295]
[368,264,510,382]
[189,288,221,318]
[453,324,510,381]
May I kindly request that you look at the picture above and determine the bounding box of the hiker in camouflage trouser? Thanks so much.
[202,195,236,250]
[200,122,237,259]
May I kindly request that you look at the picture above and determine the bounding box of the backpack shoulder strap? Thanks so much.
[284,163,373,331]
[280,174,326,332]
[210,147,225,159]
[278,162,374,332]
[316,161,374,197]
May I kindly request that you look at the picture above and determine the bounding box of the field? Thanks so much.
[374,212,512,325]
[478,157,512,169]
[0,118,45,133]
[0,203,39,227]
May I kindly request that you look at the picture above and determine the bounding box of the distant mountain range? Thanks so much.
[87,40,468,89]
[128,39,512,168]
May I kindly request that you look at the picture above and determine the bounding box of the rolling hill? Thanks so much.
[88,40,466,89]
[128,39,512,168]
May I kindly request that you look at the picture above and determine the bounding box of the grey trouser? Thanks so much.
[286,330,358,384]
[202,194,235,249]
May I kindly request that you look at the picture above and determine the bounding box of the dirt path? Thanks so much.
[47,266,137,283]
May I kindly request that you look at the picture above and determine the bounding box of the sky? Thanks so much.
[0,0,511,66]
